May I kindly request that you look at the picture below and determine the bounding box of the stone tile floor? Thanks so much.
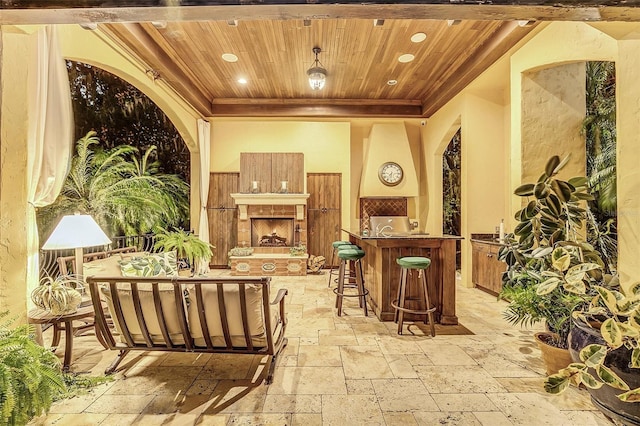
[31,271,613,425]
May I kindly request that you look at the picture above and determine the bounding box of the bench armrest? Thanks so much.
[270,288,288,325]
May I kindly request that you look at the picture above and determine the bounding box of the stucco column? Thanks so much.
[615,40,640,288]
[0,29,31,320]
[521,63,586,185]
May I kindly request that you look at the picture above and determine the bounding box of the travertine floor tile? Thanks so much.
[268,366,347,395]
[84,394,155,414]
[297,345,342,366]
[415,365,507,394]
[340,346,394,379]
[291,413,323,426]
[371,378,439,412]
[472,411,515,425]
[384,353,419,378]
[430,393,499,412]
[262,394,322,413]
[321,394,385,426]
[486,393,581,425]
[31,273,611,425]
[413,411,482,425]
[227,413,292,425]
[417,342,477,365]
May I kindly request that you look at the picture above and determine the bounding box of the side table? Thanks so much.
[28,305,100,372]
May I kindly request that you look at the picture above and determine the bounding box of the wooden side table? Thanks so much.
[28,305,100,372]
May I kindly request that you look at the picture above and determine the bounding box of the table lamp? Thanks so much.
[42,214,112,279]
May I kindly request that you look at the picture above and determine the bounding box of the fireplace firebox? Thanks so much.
[251,218,295,247]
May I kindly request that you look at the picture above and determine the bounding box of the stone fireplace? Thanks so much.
[229,193,310,276]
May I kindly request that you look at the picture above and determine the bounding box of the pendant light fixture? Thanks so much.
[307,47,327,90]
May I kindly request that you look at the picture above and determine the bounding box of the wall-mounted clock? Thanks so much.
[378,161,404,186]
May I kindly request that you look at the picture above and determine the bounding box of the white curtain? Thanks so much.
[196,119,211,275]
[26,26,74,305]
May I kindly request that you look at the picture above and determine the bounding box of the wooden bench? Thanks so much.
[86,276,288,384]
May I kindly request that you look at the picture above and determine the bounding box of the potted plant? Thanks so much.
[154,228,214,274]
[499,155,603,374]
[545,281,640,424]
[0,312,66,425]
[31,275,84,315]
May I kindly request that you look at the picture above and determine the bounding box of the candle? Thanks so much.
[252,181,258,190]
[281,181,287,191]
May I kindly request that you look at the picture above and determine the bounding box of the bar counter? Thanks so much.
[343,230,461,325]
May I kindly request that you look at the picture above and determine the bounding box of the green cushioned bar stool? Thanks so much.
[392,256,436,337]
[327,241,357,287]
[334,248,369,317]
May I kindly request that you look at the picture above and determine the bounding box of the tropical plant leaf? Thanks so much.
[544,374,570,394]
[580,371,604,389]
[596,364,630,390]
[551,247,571,272]
[536,278,561,295]
[617,387,640,402]
[514,183,535,197]
[545,156,561,177]
[580,344,607,367]
[601,318,624,349]
[596,286,619,313]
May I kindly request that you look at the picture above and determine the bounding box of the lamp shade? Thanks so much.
[42,214,111,250]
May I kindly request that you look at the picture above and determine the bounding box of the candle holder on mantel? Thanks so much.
[279,180,288,194]
[250,181,260,194]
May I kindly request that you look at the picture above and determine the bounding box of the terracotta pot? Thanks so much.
[534,332,572,375]
[569,318,640,426]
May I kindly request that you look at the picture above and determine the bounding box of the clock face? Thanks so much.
[378,162,404,186]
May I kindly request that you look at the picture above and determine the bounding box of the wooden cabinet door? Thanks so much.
[471,241,505,295]
[307,173,341,266]
[207,173,239,267]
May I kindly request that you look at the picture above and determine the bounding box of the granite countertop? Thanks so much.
[470,233,504,246]
[343,229,462,240]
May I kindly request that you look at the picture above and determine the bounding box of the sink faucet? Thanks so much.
[375,224,393,237]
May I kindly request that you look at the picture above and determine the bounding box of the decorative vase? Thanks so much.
[534,332,573,375]
[569,318,640,426]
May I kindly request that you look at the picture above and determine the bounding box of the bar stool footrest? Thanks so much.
[391,300,436,315]
[333,288,370,298]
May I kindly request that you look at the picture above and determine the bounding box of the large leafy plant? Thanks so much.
[154,228,214,269]
[545,281,640,403]
[37,131,190,239]
[0,312,66,425]
[499,155,603,348]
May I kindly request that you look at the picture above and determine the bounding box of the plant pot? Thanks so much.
[534,332,572,375]
[569,318,640,426]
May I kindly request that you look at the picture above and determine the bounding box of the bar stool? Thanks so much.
[334,248,369,316]
[327,241,356,287]
[392,256,436,337]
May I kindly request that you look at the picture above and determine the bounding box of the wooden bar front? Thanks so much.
[344,231,460,325]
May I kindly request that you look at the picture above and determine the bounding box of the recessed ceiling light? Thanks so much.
[387,79,398,86]
[410,32,426,43]
[222,53,238,63]
[237,78,247,84]
[398,54,415,63]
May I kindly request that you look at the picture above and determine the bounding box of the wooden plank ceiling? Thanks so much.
[6,2,640,118]
[100,18,536,118]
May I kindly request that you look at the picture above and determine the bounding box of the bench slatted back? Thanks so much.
[87,276,278,355]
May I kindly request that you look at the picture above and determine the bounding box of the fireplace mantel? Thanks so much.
[231,193,310,220]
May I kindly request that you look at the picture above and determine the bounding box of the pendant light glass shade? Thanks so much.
[307,47,327,91]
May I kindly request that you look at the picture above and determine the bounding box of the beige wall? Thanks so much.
[615,39,640,288]
[423,91,508,287]
[0,29,32,318]
[209,120,353,236]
